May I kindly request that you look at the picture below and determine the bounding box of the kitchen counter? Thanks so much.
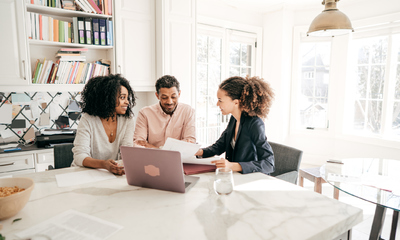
[1,167,363,240]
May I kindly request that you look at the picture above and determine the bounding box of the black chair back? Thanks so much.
[53,143,74,169]
[269,142,303,184]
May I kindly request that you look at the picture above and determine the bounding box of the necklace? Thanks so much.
[103,118,116,137]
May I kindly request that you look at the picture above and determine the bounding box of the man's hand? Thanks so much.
[135,140,158,149]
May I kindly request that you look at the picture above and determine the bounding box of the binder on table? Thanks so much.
[182,163,216,175]
[77,17,85,44]
[92,18,99,45]
[99,19,106,46]
[84,17,92,44]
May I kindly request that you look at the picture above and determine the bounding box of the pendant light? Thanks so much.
[307,0,354,37]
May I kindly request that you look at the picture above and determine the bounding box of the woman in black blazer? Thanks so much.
[196,76,275,175]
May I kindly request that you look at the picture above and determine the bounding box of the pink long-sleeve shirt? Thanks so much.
[133,103,196,147]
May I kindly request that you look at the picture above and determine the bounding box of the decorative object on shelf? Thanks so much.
[307,0,354,37]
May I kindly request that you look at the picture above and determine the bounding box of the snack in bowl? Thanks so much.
[0,177,34,220]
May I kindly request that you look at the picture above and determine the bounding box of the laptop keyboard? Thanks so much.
[184,182,191,188]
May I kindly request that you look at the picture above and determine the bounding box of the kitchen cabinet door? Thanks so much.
[114,0,156,92]
[0,0,28,85]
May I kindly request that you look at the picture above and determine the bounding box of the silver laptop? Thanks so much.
[120,146,200,193]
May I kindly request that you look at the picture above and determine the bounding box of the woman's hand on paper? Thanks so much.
[104,159,125,175]
[211,158,242,172]
[195,149,203,156]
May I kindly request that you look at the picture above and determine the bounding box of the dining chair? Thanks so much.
[269,142,303,184]
[51,143,74,169]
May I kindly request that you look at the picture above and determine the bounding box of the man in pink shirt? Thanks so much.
[133,75,196,148]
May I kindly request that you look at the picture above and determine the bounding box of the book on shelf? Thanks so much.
[87,0,103,14]
[106,19,112,46]
[99,19,106,46]
[84,17,92,44]
[77,17,85,44]
[31,57,110,84]
[57,55,87,61]
[92,18,100,45]
[61,0,75,10]
[60,48,89,52]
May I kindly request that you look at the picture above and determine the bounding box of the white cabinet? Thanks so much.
[0,0,28,86]
[0,149,54,176]
[35,150,54,172]
[0,153,35,176]
[114,0,156,92]
[156,0,196,104]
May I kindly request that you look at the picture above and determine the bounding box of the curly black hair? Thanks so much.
[219,76,274,119]
[155,75,180,93]
[80,74,136,119]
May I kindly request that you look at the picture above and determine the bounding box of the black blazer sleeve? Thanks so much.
[237,117,275,174]
[201,119,232,158]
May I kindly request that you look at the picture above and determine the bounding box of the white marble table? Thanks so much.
[2,167,362,240]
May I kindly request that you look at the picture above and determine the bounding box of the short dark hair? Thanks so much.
[155,75,180,93]
[219,76,274,119]
[81,74,136,119]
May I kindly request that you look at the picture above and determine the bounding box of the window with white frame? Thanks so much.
[296,41,332,129]
[196,25,257,146]
[346,32,400,139]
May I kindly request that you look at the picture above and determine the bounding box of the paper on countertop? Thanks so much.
[0,143,19,149]
[0,104,12,124]
[162,137,201,161]
[15,209,123,240]
[0,129,15,139]
[56,169,116,187]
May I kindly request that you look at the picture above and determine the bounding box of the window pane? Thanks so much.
[197,63,207,93]
[356,66,368,99]
[229,67,240,77]
[197,35,207,63]
[301,43,316,66]
[208,37,221,64]
[392,102,400,136]
[240,44,252,66]
[396,65,400,100]
[315,67,329,97]
[240,67,251,77]
[357,44,369,64]
[353,100,366,129]
[367,100,382,134]
[298,42,331,128]
[229,43,240,65]
[371,37,388,64]
[370,66,385,99]
[301,66,314,97]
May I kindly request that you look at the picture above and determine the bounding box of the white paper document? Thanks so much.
[162,137,201,161]
[16,209,123,240]
[56,169,116,187]
[184,156,222,165]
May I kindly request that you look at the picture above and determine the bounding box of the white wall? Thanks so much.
[264,0,400,166]
[197,0,263,27]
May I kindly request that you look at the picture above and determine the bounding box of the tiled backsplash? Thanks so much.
[0,92,81,144]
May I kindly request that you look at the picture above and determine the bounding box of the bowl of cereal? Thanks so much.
[0,177,34,220]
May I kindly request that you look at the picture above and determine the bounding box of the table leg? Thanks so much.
[369,205,386,240]
[299,175,304,187]
[390,210,399,240]
[314,177,322,194]
[334,187,339,200]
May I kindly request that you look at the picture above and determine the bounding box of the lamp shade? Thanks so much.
[307,1,354,37]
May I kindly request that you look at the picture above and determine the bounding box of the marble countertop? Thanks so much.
[2,167,362,240]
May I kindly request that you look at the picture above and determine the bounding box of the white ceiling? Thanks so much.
[219,0,362,14]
